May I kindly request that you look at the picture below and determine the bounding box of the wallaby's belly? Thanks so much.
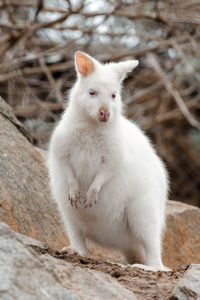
[70,167,135,248]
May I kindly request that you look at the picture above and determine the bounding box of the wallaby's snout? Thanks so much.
[98,106,110,122]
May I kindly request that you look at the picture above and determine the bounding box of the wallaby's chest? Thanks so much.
[69,127,105,155]
[68,128,106,184]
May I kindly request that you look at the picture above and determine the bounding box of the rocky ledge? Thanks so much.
[1,222,200,300]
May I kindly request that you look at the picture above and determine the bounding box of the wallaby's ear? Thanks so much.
[113,60,139,81]
[75,51,95,76]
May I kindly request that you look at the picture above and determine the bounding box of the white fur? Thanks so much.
[48,52,168,270]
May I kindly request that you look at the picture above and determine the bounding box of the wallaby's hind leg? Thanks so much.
[143,237,163,269]
[127,195,164,270]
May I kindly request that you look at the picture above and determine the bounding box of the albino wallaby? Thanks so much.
[48,51,168,270]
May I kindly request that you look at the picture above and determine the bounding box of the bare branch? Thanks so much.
[147,53,200,130]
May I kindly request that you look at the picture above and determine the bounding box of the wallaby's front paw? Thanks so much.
[85,186,99,208]
[68,184,80,208]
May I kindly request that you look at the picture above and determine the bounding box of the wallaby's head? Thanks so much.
[72,51,139,124]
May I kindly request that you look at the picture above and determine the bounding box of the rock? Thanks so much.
[16,231,46,248]
[0,96,32,143]
[42,255,137,300]
[0,222,137,300]
[170,264,200,300]
[163,201,200,268]
[35,146,48,161]
[0,97,68,249]
[0,222,74,300]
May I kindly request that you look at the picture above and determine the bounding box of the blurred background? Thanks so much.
[0,0,200,207]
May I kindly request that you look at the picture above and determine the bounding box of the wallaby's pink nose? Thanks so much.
[98,106,110,122]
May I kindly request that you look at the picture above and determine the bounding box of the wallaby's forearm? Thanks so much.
[86,162,113,207]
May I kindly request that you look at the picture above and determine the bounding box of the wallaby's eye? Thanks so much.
[112,93,116,100]
[89,89,97,96]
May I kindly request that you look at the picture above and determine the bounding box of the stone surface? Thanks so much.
[0,222,137,300]
[42,255,137,300]
[0,222,74,300]
[16,231,46,248]
[0,97,68,249]
[163,201,200,268]
[0,96,32,142]
[40,248,186,300]
[170,264,200,300]
[2,221,199,300]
